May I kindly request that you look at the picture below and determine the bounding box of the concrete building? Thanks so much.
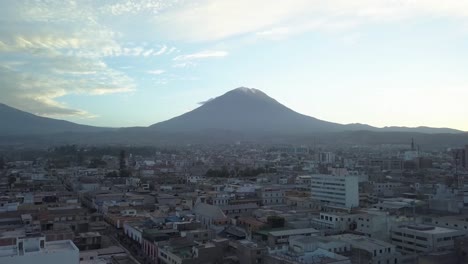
[254,228,321,249]
[329,234,400,264]
[158,239,227,264]
[193,203,228,229]
[310,212,357,231]
[0,236,79,264]
[231,240,267,264]
[391,224,467,254]
[465,145,468,169]
[256,187,285,206]
[310,174,359,208]
[265,235,351,264]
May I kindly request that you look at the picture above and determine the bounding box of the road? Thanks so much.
[107,231,143,264]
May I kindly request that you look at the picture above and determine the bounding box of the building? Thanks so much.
[466,145,468,169]
[329,234,400,264]
[256,188,285,206]
[0,236,79,264]
[158,239,227,264]
[193,203,228,229]
[453,147,468,169]
[310,212,357,231]
[319,152,336,164]
[231,240,267,264]
[265,235,351,264]
[390,224,467,254]
[310,174,359,208]
[254,228,321,249]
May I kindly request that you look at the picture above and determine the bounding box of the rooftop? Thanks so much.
[329,234,394,251]
[397,224,462,234]
[269,228,320,237]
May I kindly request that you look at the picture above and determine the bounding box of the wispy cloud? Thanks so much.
[0,0,137,117]
[172,62,196,68]
[153,0,468,42]
[147,69,165,75]
[173,50,228,61]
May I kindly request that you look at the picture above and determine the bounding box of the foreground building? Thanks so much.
[391,224,467,254]
[0,236,79,264]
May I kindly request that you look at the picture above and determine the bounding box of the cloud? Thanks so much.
[147,69,165,75]
[173,50,228,61]
[198,98,215,105]
[172,62,196,68]
[154,45,168,56]
[0,56,135,117]
[103,0,175,16]
[0,1,137,117]
[153,0,468,42]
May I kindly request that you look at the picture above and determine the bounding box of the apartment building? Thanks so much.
[310,174,359,208]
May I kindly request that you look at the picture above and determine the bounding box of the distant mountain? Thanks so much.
[0,87,463,141]
[151,87,349,133]
[0,103,112,135]
[380,126,461,134]
[150,87,463,134]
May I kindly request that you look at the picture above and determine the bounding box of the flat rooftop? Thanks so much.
[269,228,320,237]
[0,240,77,258]
[329,234,394,250]
[397,225,462,234]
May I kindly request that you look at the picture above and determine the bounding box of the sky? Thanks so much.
[1,0,468,130]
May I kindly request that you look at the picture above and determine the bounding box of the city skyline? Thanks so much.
[1,0,468,130]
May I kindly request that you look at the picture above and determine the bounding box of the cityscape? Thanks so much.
[1,1,468,264]
[1,140,468,264]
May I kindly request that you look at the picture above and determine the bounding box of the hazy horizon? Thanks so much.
[1,1,468,130]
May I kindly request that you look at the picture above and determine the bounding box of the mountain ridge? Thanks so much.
[0,87,463,136]
[0,103,114,135]
[150,87,463,134]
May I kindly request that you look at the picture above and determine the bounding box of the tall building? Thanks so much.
[0,236,79,264]
[465,145,468,169]
[310,174,359,208]
[453,148,467,169]
[318,152,336,164]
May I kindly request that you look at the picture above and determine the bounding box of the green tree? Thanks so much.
[267,216,285,228]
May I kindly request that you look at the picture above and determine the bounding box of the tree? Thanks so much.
[8,176,16,188]
[106,171,119,178]
[267,216,285,228]
[88,158,107,168]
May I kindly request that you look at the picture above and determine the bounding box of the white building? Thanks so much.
[123,222,144,244]
[311,212,357,231]
[310,174,359,208]
[390,224,467,254]
[329,234,400,264]
[0,236,79,264]
[0,201,18,212]
[257,188,285,206]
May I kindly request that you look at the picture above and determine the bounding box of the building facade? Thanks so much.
[310,174,359,208]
